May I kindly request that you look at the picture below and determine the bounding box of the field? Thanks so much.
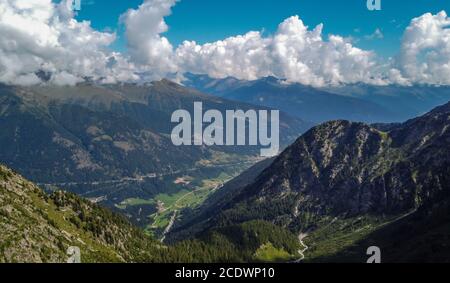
[115,170,238,239]
[254,243,297,262]
[115,198,155,210]
[111,153,263,239]
[147,172,232,237]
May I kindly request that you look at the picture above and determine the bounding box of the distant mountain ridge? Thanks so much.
[182,73,450,123]
[323,83,450,121]
[0,80,309,183]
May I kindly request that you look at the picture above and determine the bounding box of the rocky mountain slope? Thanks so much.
[170,101,450,262]
[0,165,166,263]
[0,164,303,263]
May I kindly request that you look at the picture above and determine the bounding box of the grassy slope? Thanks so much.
[254,243,296,262]
[2,164,300,263]
[0,165,165,263]
[308,200,450,263]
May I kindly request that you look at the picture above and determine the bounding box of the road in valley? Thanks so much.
[160,210,178,243]
[295,233,309,262]
[36,160,257,189]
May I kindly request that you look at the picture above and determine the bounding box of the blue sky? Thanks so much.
[74,0,450,58]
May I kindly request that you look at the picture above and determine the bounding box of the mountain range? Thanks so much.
[169,100,450,262]
[1,77,450,262]
[183,73,450,123]
[0,164,303,263]
[0,81,310,229]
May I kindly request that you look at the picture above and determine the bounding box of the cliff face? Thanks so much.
[184,102,450,238]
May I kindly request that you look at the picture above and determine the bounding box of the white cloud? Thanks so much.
[364,28,384,40]
[1,1,450,87]
[175,31,272,81]
[0,0,136,85]
[389,11,450,85]
[121,0,178,79]
[176,16,381,87]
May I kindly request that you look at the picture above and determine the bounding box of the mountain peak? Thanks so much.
[298,120,379,147]
[427,100,450,116]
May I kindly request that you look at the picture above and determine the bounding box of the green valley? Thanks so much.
[116,169,241,239]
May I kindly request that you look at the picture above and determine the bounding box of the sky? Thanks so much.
[1,0,450,86]
[75,0,450,58]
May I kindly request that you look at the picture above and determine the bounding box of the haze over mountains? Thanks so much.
[183,73,450,123]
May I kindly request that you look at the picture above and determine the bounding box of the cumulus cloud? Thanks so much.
[0,0,384,86]
[1,0,450,87]
[176,16,381,86]
[175,31,272,81]
[121,0,178,78]
[364,28,384,40]
[0,0,137,85]
[389,11,450,85]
